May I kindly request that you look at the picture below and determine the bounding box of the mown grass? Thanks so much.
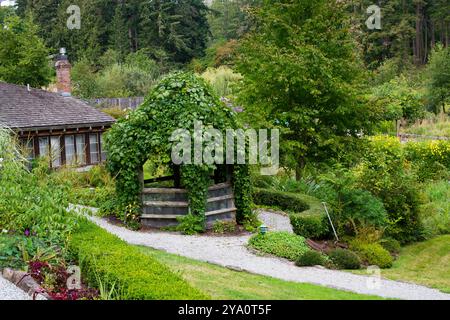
[137,246,385,300]
[352,235,450,293]
[420,180,450,236]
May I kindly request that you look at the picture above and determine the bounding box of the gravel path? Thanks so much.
[0,275,31,300]
[76,205,449,300]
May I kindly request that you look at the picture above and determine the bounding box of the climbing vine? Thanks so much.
[104,72,255,231]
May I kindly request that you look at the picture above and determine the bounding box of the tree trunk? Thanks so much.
[431,20,435,48]
[414,2,423,65]
[295,158,306,181]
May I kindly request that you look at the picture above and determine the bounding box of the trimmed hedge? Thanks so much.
[350,240,393,269]
[295,250,327,267]
[69,220,208,300]
[253,188,330,239]
[328,249,361,270]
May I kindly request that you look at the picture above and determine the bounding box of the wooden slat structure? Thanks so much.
[140,182,236,229]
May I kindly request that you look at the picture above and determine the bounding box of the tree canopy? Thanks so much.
[0,11,52,87]
[236,0,379,177]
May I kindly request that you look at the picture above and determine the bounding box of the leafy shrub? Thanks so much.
[69,220,208,299]
[248,232,309,261]
[295,250,326,267]
[0,129,78,248]
[355,136,425,243]
[350,240,393,268]
[328,249,361,270]
[290,213,330,240]
[175,214,206,235]
[340,188,388,234]
[380,238,401,255]
[212,220,236,234]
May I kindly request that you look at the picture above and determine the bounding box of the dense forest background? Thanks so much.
[10,0,449,66]
[1,0,449,114]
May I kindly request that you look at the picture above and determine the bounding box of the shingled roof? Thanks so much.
[0,82,115,130]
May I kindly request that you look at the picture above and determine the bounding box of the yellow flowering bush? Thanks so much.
[405,140,450,180]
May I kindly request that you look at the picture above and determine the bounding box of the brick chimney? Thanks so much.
[55,48,72,96]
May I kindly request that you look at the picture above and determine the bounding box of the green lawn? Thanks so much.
[352,235,450,293]
[137,246,384,300]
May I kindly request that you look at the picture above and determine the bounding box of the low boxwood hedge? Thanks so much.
[69,220,208,300]
[253,188,330,239]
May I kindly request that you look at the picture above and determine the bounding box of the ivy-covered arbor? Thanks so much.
[105,72,255,231]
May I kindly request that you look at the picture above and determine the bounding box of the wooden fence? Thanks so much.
[86,97,145,110]
[398,133,449,142]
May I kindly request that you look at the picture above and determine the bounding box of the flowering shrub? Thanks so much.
[405,140,450,180]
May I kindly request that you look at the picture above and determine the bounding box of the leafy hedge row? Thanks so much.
[253,188,330,239]
[69,220,208,300]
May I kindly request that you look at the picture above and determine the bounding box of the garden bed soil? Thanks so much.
[306,239,349,253]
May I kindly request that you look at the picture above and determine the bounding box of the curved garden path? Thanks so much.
[0,275,31,300]
[79,206,450,300]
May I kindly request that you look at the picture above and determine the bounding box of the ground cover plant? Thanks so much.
[248,232,310,261]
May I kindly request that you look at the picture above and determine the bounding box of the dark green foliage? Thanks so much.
[208,0,255,42]
[248,232,309,261]
[350,0,449,68]
[426,45,450,114]
[175,214,206,235]
[0,13,52,87]
[233,164,255,226]
[328,249,361,270]
[290,213,330,240]
[350,240,393,269]
[237,0,378,174]
[295,250,326,267]
[253,188,308,213]
[340,188,388,232]
[69,220,208,299]
[17,0,210,65]
[380,238,401,255]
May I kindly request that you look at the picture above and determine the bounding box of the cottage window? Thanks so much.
[50,136,62,167]
[89,133,100,164]
[38,137,49,158]
[100,133,107,161]
[20,138,35,162]
[76,134,86,165]
[65,135,76,165]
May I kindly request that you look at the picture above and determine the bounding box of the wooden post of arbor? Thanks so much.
[173,165,181,188]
